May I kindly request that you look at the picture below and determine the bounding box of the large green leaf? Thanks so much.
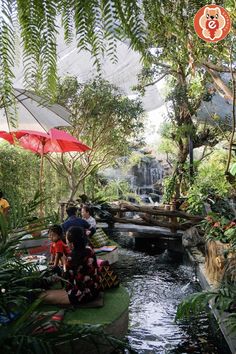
[230,163,236,176]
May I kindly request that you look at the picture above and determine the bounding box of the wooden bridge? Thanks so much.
[97,201,203,233]
[98,222,183,238]
[95,201,204,252]
[60,200,204,250]
[98,221,184,253]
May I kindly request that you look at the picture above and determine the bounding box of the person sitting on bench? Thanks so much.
[62,206,95,238]
[65,226,101,305]
[41,226,101,307]
[81,205,96,229]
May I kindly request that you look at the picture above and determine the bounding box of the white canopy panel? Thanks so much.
[14,30,164,112]
[0,88,71,132]
[13,28,232,120]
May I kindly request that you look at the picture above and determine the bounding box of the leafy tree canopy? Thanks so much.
[139,0,235,90]
[49,76,145,200]
[135,0,235,193]
[57,76,144,155]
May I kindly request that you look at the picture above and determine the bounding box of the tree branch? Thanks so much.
[143,72,170,88]
[203,61,236,74]
[204,66,234,102]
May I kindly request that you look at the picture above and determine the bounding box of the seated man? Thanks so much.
[62,206,95,237]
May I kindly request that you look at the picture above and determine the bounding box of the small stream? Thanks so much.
[109,231,230,354]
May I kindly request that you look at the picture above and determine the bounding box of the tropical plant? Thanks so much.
[186,187,233,216]
[94,179,138,203]
[0,193,55,351]
[201,213,236,245]
[0,193,130,353]
[176,276,236,335]
[162,175,177,204]
[230,162,236,177]
[185,150,234,215]
[176,283,236,323]
[48,77,144,201]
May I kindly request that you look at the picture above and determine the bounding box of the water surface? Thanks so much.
[110,232,230,354]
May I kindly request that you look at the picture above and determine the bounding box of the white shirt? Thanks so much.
[84,215,96,229]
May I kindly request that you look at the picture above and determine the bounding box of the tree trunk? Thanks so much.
[67,175,78,202]
[174,137,190,198]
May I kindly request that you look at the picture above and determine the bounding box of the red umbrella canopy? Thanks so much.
[0,128,90,216]
[0,130,28,144]
[1,128,91,154]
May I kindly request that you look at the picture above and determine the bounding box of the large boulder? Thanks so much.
[182,226,204,247]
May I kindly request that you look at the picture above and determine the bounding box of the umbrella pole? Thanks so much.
[39,138,45,217]
[39,153,44,216]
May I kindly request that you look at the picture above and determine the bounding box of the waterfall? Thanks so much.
[131,156,164,195]
[101,151,167,197]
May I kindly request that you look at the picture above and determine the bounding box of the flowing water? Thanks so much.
[110,231,230,354]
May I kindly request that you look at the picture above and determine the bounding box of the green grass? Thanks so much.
[40,286,129,326]
[64,287,129,325]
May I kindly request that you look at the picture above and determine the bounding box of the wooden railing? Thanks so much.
[59,200,204,232]
[98,201,204,232]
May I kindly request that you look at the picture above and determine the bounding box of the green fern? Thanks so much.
[175,291,217,320]
[176,281,236,334]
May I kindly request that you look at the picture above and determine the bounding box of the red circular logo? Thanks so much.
[194,5,231,42]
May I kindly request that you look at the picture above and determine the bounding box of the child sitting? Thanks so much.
[81,205,96,229]
[48,224,69,273]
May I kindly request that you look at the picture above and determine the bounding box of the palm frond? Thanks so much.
[17,0,42,89]
[176,282,236,334]
[59,0,74,44]
[175,291,217,320]
[17,0,58,96]
[226,313,236,334]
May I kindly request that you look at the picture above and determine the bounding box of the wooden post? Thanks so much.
[170,200,177,233]
[59,202,66,222]
[164,204,171,230]
[39,153,44,217]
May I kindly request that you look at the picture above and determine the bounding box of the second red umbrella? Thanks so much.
[18,128,91,195]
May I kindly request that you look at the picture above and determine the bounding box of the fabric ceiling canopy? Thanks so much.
[14,30,164,112]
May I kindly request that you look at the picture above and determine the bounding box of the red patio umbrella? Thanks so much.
[17,128,91,193]
[0,130,28,143]
[0,129,91,214]
[18,128,90,154]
